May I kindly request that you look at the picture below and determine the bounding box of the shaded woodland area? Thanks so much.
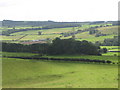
[2,38,102,55]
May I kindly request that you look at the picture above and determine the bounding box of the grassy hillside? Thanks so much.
[20,34,61,40]
[2,24,117,43]
[1,23,118,88]
[3,57,118,88]
[100,46,120,56]
[100,46,119,50]
[2,35,24,40]
[10,27,74,35]
[75,26,118,42]
[97,26,118,35]
[76,34,114,43]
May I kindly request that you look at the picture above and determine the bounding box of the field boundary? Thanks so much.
[5,56,118,65]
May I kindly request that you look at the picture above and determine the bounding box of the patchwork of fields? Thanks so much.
[1,24,118,43]
[1,24,119,88]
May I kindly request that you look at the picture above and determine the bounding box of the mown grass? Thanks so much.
[2,57,118,88]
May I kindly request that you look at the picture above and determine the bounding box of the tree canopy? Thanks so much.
[47,38,100,55]
[2,38,101,55]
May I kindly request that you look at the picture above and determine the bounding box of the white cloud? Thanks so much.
[0,0,119,21]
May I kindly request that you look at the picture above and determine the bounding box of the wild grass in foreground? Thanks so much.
[2,57,118,88]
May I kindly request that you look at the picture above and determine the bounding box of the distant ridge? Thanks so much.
[1,20,119,27]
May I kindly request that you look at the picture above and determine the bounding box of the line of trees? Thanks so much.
[2,38,102,55]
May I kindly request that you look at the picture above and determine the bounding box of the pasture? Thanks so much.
[2,35,24,40]
[2,57,118,88]
[20,34,61,40]
[100,46,120,56]
[2,24,116,43]
[96,26,118,35]
[2,51,118,63]
[10,27,76,35]
[100,46,119,50]
[1,24,119,88]
[76,34,115,43]
[43,55,118,63]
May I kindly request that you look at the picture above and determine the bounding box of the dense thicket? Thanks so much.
[2,38,101,55]
[47,38,100,55]
[2,43,49,54]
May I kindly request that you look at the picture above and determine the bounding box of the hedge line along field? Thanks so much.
[1,25,117,44]
[2,57,118,88]
[10,27,74,35]
[9,24,105,35]
[100,46,120,56]
[2,52,118,63]
[43,55,118,63]
[102,52,119,56]
[100,46,120,50]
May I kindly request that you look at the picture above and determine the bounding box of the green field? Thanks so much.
[2,35,24,40]
[2,52,118,63]
[74,26,118,42]
[100,46,119,50]
[43,55,118,63]
[2,24,117,43]
[75,31,115,43]
[10,27,74,35]
[3,57,118,88]
[2,24,119,88]
[20,34,61,40]
[97,26,118,35]
[100,46,120,56]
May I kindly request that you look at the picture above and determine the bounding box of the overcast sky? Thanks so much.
[0,0,119,21]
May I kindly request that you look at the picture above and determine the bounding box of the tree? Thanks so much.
[102,48,107,53]
[38,32,42,35]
